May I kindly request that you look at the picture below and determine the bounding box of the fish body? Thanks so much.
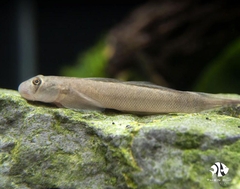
[18,75,240,114]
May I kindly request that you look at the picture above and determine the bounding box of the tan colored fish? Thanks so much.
[18,75,240,114]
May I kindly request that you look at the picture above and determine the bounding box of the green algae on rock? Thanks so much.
[1,88,240,189]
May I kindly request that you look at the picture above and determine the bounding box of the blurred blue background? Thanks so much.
[0,0,144,90]
[1,0,240,94]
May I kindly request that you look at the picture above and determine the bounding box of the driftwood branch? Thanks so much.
[106,0,240,90]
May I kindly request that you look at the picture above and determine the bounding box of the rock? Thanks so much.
[1,88,240,189]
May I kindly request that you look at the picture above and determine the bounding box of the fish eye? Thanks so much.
[32,77,42,86]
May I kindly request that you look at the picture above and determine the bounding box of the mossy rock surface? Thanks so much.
[1,88,240,189]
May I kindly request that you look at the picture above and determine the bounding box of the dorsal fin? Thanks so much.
[125,81,180,92]
[86,78,180,92]
[85,78,121,83]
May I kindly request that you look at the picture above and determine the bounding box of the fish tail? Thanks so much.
[207,97,240,108]
[222,98,240,106]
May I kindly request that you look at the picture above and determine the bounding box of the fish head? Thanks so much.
[18,75,59,103]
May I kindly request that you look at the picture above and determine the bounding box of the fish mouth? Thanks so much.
[18,83,35,101]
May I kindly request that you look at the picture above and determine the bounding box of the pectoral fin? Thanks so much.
[58,87,104,111]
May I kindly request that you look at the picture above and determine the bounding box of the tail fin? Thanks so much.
[203,93,240,109]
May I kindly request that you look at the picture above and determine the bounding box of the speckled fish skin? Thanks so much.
[18,75,240,114]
